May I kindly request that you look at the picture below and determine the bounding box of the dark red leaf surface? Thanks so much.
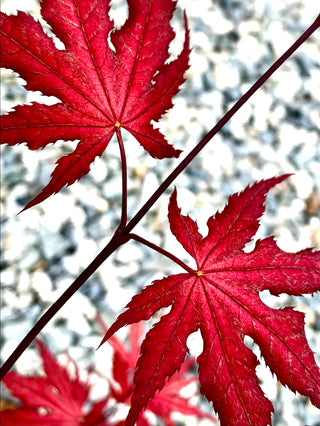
[1,332,214,426]
[1,340,109,426]
[102,175,320,426]
[100,319,216,426]
[0,0,189,209]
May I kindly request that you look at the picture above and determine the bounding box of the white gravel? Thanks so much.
[1,1,319,425]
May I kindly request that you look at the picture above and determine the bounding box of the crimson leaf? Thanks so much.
[0,0,189,210]
[102,175,320,426]
[1,340,109,426]
[101,319,216,425]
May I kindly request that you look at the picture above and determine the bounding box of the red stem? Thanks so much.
[129,233,195,274]
[1,13,319,380]
[116,127,128,229]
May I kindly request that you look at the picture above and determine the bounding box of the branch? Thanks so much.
[1,14,319,379]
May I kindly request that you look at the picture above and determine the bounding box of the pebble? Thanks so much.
[43,326,74,352]
[62,238,98,275]
[115,242,144,263]
[31,271,53,302]
[291,171,314,199]
[214,62,241,89]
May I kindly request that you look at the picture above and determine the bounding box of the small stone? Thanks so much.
[140,172,159,201]
[38,225,67,260]
[0,266,16,287]
[2,319,34,344]
[305,191,320,216]
[214,61,240,89]
[291,171,314,200]
[116,242,143,263]
[19,249,41,271]
[44,327,73,352]
[266,21,295,57]
[102,176,122,199]
[133,162,148,179]
[62,239,97,275]
[17,270,32,293]
[32,271,53,302]
[89,157,108,182]
[310,219,320,248]
[237,33,267,64]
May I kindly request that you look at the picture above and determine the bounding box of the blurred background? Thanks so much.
[1,0,319,425]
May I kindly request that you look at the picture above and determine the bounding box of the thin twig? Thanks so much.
[116,126,128,229]
[129,233,195,274]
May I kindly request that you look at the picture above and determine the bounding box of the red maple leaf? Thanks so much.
[102,175,320,426]
[0,0,189,210]
[1,340,110,426]
[99,318,216,426]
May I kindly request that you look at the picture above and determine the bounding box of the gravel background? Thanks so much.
[1,0,320,425]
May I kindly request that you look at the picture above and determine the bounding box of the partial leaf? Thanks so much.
[1,340,109,426]
[99,318,216,426]
[0,0,190,209]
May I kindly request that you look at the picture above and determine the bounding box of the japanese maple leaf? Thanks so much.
[102,175,320,426]
[98,318,216,426]
[1,340,110,426]
[0,0,189,210]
